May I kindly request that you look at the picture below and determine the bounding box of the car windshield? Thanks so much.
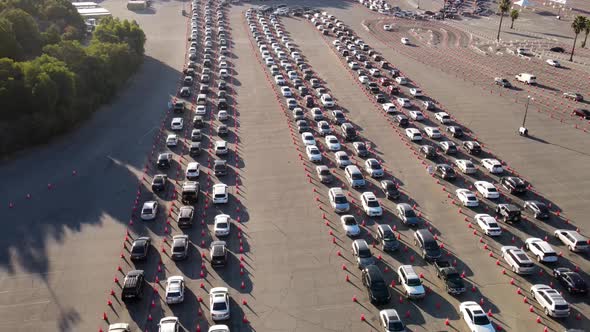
[212,302,227,311]
[407,277,421,286]
[404,209,416,218]
[358,248,371,258]
[488,187,497,193]
[167,291,181,298]
[488,222,499,228]
[131,245,145,254]
[351,173,363,180]
[334,196,347,204]
[172,245,184,253]
[388,321,404,331]
[217,222,228,229]
[340,155,349,161]
[310,149,319,155]
[367,200,380,207]
[142,208,152,214]
[344,218,357,226]
[473,314,490,325]
[383,232,395,241]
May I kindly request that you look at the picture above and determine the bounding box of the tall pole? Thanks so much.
[522,96,531,127]
[442,0,447,20]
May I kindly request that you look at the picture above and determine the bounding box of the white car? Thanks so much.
[281,86,292,97]
[165,276,185,304]
[185,162,200,180]
[348,61,359,70]
[459,301,496,332]
[455,159,476,174]
[166,134,178,147]
[341,215,361,236]
[424,126,441,139]
[195,105,207,115]
[209,287,230,321]
[217,110,229,121]
[324,135,341,151]
[208,325,229,332]
[360,192,383,217]
[398,265,425,299]
[382,103,396,114]
[481,159,504,174]
[320,94,335,107]
[408,110,424,121]
[525,238,558,263]
[553,229,589,252]
[474,181,500,199]
[395,76,408,85]
[274,75,285,85]
[456,189,479,207]
[405,128,423,141]
[335,151,352,168]
[265,57,275,66]
[317,121,332,135]
[214,214,231,237]
[359,75,370,84]
[311,108,323,121]
[401,37,410,45]
[435,112,451,124]
[530,284,570,318]
[409,88,423,97]
[158,317,180,332]
[475,214,502,236]
[383,24,392,31]
[396,97,411,108]
[141,201,158,220]
[212,184,229,204]
[546,59,561,67]
[306,145,322,162]
[364,158,384,178]
[301,132,316,145]
[171,117,184,130]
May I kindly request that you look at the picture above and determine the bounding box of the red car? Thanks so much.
[387,85,399,95]
[379,77,392,86]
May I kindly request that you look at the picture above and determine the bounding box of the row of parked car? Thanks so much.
[113,1,236,331]
[312,9,588,330]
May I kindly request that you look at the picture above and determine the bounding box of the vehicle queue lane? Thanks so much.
[280,13,555,332]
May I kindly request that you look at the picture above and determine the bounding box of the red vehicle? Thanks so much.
[387,84,399,95]
[379,77,392,86]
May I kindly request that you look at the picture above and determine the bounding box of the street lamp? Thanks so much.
[519,95,532,136]
[442,0,447,21]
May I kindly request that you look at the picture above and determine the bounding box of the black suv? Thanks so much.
[500,176,527,195]
[362,265,391,304]
[380,180,400,200]
[121,270,144,302]
[435,164,456,180]
[210,241,228,267]
[523,200,550,220]
[173,101,185,113]
[393,114,408,127]
[495,204,522,223]
[462,141,482,155]
[130,237,150,261]
[377,224,399,251]
[157,153,172,169]
[414,229,442,261]
[213,159,227,176]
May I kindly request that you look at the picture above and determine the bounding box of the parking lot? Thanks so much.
[0,0,588,331]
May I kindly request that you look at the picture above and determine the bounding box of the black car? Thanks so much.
[380,180,400,200]
[130,237,151,261]
[218,81,227,91]
[495,203,522,223]
[500,176,527,194]
[151,174,167,191]
[414,229,442,261]
[377,224,399,251]
[173,101,185,113]
[439,141,457,154]
[420,145,437,159]
[375,93,387,103]
[353,142,369,157]
[298,86,310,96]
[553,267,587,294]
[435,164,456,180]
[550,46,565,53]
[297,120,310,133]
[217,98,228,110]
[213,159,227,176]
[446,125,463,138]
[121,270,144,302]
[571,108,590,120]
[179,87,191,97]
[362,265,391,304]
[523,200,550,219]
[494,77,511,88]
[217,124,228,136]
[157,153,172,169]
[462,141,481,155]
[210,241,228,267]
[394,114,409,127]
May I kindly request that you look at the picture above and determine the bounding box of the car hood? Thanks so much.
[406,284,425,295]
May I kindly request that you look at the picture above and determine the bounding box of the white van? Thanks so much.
[345,165,365,188]
[515,73,536,85]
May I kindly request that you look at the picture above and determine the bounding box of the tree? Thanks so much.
[496,0,511,42]
[582,17,590,48]
[93,17,146,55]
[570,16,586,61]
[41,24,61,46]
[510,9,519,29]
[0,9,42,57]
[0,17,23,59]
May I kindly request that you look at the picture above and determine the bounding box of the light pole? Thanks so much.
[442,0,447,20]
[522,95,532,127]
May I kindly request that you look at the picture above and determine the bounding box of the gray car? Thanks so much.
[352,239,375,269]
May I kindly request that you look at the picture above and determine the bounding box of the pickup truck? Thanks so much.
[435,260,466,295]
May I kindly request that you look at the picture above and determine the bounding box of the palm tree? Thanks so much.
[510,9,519,29]
[496,0,511,41]
[581,17,590,48]
[570,16,586,61]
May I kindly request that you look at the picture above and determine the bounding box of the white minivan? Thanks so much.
[515,73,537,85]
